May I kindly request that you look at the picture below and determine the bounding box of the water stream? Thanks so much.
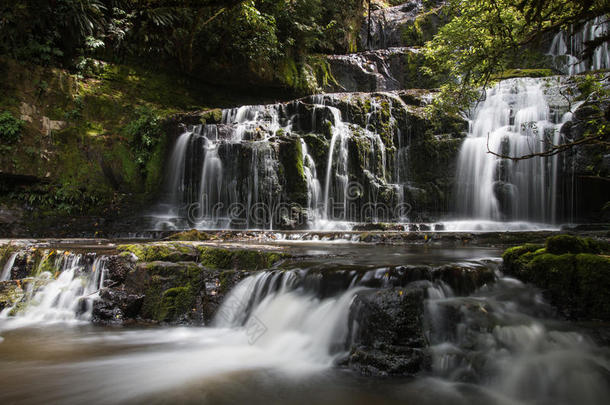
[0,244,608,404]
[455,78,571,223]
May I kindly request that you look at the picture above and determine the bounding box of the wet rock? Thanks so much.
[92,289,144,324]
[346,287,430,376]
[0,281,24,311]
[433,264,495,295]
[325,48,433,92]
[93,252,252,326]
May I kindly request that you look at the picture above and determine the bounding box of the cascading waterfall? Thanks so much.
[0,253,107,329]
[0,252,18,281]
[1,253,609,404]
[426,274,610,405]
[154,92,413,230]
[548,16,610,75]
[323,106,351,222]
[455,78,570,223]
[301,138,323,221]
[214,270,362,363]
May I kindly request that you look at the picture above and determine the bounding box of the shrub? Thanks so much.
[124,106,163,173]
[0,111,24,144]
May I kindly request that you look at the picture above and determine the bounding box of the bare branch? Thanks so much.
[486,131,609,161]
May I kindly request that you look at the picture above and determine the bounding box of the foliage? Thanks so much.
[124,106,163,173]
[423,0,609,114]
[0,0,364,85]
[0,111,24,144]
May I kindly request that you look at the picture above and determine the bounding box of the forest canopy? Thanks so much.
[0,0,363,80]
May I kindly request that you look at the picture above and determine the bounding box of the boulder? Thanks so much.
[345,286,430,376]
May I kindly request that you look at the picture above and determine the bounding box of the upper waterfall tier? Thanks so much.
[360,1,443,50]
[151,90,463,231]
[548,16,610,75]
[324,47,434,93]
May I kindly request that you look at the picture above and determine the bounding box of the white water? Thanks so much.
[455,78,568,223]
[1,269,363,404]
[0,256,608,404]
[426,274,610,405]
[0,252,18,281]
[548,16,610,75]
[154,93,414,230]
[301,138,323,222]
[0,254,107,330]
[323,105,351,221]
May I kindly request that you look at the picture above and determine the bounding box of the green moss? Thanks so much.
[574,253,610,320]
[200,109,223,125]
[139,262,204,323]
[144,131,168,193]
[117,243,197,262]
[0,282,25,311]
[502,236,610,320]
[36,249,59,276]
[167,229,212,241]
[198,246,285,270]
[545,234,604,255]
[502,243,542,264]
[492,69,554,80]
[158,287,194,322]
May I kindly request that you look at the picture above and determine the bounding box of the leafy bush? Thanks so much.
[124,106,163,173]
[0,111,24,144]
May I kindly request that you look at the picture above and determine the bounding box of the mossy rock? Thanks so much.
[135,261,205,323]
[278,136,308,205]
[166,229,211,241]
[117,243,199,262]
[197,246,286,270]
[493,69,554,80]
[502,243,543,276]
[575,253,610,320]
[200,109,223,125]
[545,234,605,255]
[0,281,25,311]
[502,235,610,320]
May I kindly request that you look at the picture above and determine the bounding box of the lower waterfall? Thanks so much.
[0,252,608,405]
[0,253,107,330]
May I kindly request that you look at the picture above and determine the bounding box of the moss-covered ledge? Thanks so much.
[502,235,610,320]
[116,242,288,270]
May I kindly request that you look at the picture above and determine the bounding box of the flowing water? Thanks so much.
[548,16,610,75]
[455,77,572,223]
[0,253,107,330]
[0,243,608,404]
[151,93,411,231]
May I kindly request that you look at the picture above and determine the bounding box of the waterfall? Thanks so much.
[426,275,610,404]
[455,78,567,223]
[0,252,18,281]
[214,271,361,363]
[154,92,413,230]
[323,106,351,222]
[548,16,610,75]
[0,253,107,329]
[301,138,323,221]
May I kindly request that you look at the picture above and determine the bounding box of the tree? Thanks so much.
[423,0,609,159]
